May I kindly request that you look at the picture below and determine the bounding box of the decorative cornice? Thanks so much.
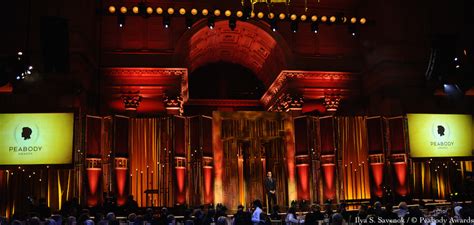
[102,68,187,77]
[186,99,261,107]
[102,67,189,102]
[260,70,358,108]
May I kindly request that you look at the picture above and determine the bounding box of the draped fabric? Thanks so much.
[0,168,74,218]
[129,118,174,207]
[216,111,288,209]
[411,161,472,199]
[338,117,371,200]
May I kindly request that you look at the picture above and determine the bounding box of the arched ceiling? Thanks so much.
[185,20,290,86]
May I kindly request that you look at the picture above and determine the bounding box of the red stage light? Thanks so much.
[86,168,101,207]
[115,168,128,205]
[176,167,186,204]
[393,162,408,196]
[370,163,384,197]
[203,166,214,204]
[296,164,310,200]
[322,163,336,200]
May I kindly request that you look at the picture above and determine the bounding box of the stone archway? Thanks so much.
[174,20,293,87]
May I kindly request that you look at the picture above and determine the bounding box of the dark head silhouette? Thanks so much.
[437,125,445,136]
[21,127,32,140]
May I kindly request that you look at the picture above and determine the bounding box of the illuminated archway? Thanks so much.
[175,20,293,87]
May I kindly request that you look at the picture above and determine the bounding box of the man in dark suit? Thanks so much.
[264,171,277,210]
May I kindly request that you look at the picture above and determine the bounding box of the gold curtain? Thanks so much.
[217,112,287,209]
[129,118,174,207]
[0,168,74,218]
[337,116,371,200]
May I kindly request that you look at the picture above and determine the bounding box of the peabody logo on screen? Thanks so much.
[9,124,43,155]
[430,122,454,148]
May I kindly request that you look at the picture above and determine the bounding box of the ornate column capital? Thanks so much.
[323,94,341,112]
[163,95,183,115]
[121,92,142,111]
[269,93,303,113]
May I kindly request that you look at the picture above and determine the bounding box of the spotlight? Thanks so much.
[330,16,336,23]
[108,6,116,14]
[185,16,194,29]
[236,10,243,18]
[268,13,275,20]
[225,10,231,17]
[191,9,198,15]
[163,16,170,28]
[146,7,153,15]
[229,17,237,31]
[311,22,319,33]
[167,8,174,15]
[202,9,209,16]
[360,18,367,24]
[214,9,221,17]
[443,84,463,98]
[257,12,264,19]
[321,16,327,22]
[270,19,277,32]
[290,14,297,21]
[120,6,127,14]
[208,17,215,29]
[132,6,139,14]
[300,15,307,21]
[117,14,126,28]
[156,7,163,14]
[350,17,357,23]
[291,21,298,33]
[348,24,357,36]
[179,8,186,15]
[311,15,318,22]
[279,13,286,20]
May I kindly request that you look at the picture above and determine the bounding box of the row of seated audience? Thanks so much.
[1,195,474,225]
